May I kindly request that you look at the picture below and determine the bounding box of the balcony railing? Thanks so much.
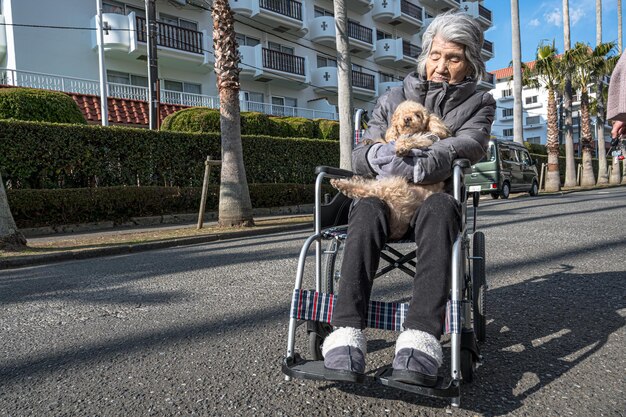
[402,41,422,58]
[482,73,495,85]
[262,48,305,75]
[259,0,303,21]
[136,16,203,54]
[401,0,423,20]
[478,4,492,21]
[352,71,376,91]
[0,68,338,120]
[482,40,494,54]
[348,20,373,44]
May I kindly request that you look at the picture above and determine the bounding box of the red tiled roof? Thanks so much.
[490,60,537,80]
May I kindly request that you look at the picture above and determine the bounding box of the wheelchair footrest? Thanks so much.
[282,355,365,383]
[376,366,460,398]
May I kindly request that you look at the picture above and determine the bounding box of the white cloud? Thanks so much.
[570,7,585,25]
[529,18,541,27]
[544,8,562,26]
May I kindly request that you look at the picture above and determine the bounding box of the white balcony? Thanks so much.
[0,16,6,63]
[349,0,374,14]
[239,44,309,89]
[229,0,307,36]
[378,81,403,95]
[477,72,495,90]
[309,17,374,56]
[419,0,461,11]
[91,12,213,72]
[460,1,492,29]
[372,0,424,32]
[481,39,494,61]
[311,67,377,104]
[374,38,421,69]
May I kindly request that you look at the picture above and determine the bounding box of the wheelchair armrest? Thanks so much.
[315,165,354,179]
[452,159,472,175]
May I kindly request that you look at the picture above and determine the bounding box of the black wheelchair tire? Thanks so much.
[308,322,332,361]
[472,232,486,343]
[461,349,475,383]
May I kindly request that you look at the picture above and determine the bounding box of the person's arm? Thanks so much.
[351,92,393,176]
[413,93,496,184]
[611,120,626,138]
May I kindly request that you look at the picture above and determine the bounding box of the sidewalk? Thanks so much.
[0,213,314,270]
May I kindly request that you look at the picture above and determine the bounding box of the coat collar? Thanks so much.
[402,72,478,117]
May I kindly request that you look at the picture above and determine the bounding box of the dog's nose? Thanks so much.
[404,116,412,126]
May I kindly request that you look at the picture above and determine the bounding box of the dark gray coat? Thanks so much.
[353,72,496,185]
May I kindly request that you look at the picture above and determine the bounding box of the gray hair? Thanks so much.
[416,12,486,82]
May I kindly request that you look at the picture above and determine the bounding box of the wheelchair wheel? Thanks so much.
[472,232,486,343]
[461,349,475,383]
[307,321,332,361]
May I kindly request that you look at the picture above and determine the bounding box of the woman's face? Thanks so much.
[425,36,471,84]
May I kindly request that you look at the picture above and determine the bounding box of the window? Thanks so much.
[501,88,512,98]
[379,72,395,83]
[525,95,538,105]
[160,13,197,31]
[236,34,260,47]
[526,116,540,125]
[502,108,513,118]
[317,55,337,68]
[107,70,148,87]
[268,41,294,55]
[271,96,297,116]
[243,91,264,112]
[377,30,393,41]
[126,5,144,17]
[500,147,518,162]
[519,150,532,165]
[163,80,201,94]
[527,136,541,144]
[503,128,514,137]
[352,64,364,72]
[314,6,333,17]
[103,0,125,14]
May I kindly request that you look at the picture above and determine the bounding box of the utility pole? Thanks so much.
[562,0,576,187]
[511,0,524,145]
[145,0,159,130]
[96,0,109,126]
[333,0,354,170]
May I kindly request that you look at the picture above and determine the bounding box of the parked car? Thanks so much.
[466,139,540,199]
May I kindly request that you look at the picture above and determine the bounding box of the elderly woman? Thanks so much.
[321,12,496,386]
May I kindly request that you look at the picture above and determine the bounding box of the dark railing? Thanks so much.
[348,20,373,44]
[402,41,422,59]
[401,0,423,20]
[136,16,203,54]
[478,4,492,21]
[262,48,305,75]
[259,0,303,21]
[352,71,375,91]
[482,40,494,54]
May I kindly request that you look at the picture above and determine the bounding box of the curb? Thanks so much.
[0,222,312,270]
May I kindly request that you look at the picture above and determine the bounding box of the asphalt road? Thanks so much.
[1,188,625,417]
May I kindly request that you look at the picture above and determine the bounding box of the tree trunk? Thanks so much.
[609,156,621,183]
[580,92,596,186]
[545,88,561,191]
[595,0,609,184]
[562,0,577,187]
[333,0,354,170]
[212,0,254,227]
[511,0,524,144]
[620,0,626,183]
[0,173,27,250]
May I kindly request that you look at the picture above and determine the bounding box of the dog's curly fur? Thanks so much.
[331,100,451,240]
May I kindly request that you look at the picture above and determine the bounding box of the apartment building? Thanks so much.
[0,0,494,125]
[490,64,612,153]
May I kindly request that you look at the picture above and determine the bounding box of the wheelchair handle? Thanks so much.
[314,166,354,179]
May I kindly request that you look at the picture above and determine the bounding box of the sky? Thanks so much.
[484,0,625,72]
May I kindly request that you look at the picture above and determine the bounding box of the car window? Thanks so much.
[519,150,531,165]
[477,143,496,163]
[500,147,517,162]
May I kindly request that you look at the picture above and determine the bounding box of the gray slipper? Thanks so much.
[391,348,439,386]
[322,327,366,383]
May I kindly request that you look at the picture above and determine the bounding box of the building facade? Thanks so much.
[0,0,494,124]
[489,64,612,153]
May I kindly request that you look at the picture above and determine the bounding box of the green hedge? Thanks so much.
[7,183,327,228]
[0,120,339,189]
[160,107,340,140]
[0,88,86,124]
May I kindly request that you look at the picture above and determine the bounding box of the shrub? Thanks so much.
[0,88,86,124]
[160,107,221,132]
[316,119,340,140]
[240,111,272,135]
[282,117,318,138]
[268,116,295,137]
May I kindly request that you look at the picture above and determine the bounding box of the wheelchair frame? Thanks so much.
[281,161,486,408]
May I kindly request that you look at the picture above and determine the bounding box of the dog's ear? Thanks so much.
[427,116,451,139]
[385,107,403,142]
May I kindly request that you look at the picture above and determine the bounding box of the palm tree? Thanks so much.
[212,0,254,227]
[511,0,524,145]
[562,0,577,187]
[0,173,27,250]
[523,41,561,191]
[567,41,617,186]
[596,0,610,184]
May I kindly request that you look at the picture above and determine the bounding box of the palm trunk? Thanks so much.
[333,0,354,170]
[580,92,596,186]
[0,173,27,250]
[545,88,561,191]
[562,0,577,187]
[511,0,524,145]
[212,0,254,227]
[596,84,609,184]
[610,155,621,183]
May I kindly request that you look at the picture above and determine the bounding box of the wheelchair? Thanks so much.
[281,160,487,408]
